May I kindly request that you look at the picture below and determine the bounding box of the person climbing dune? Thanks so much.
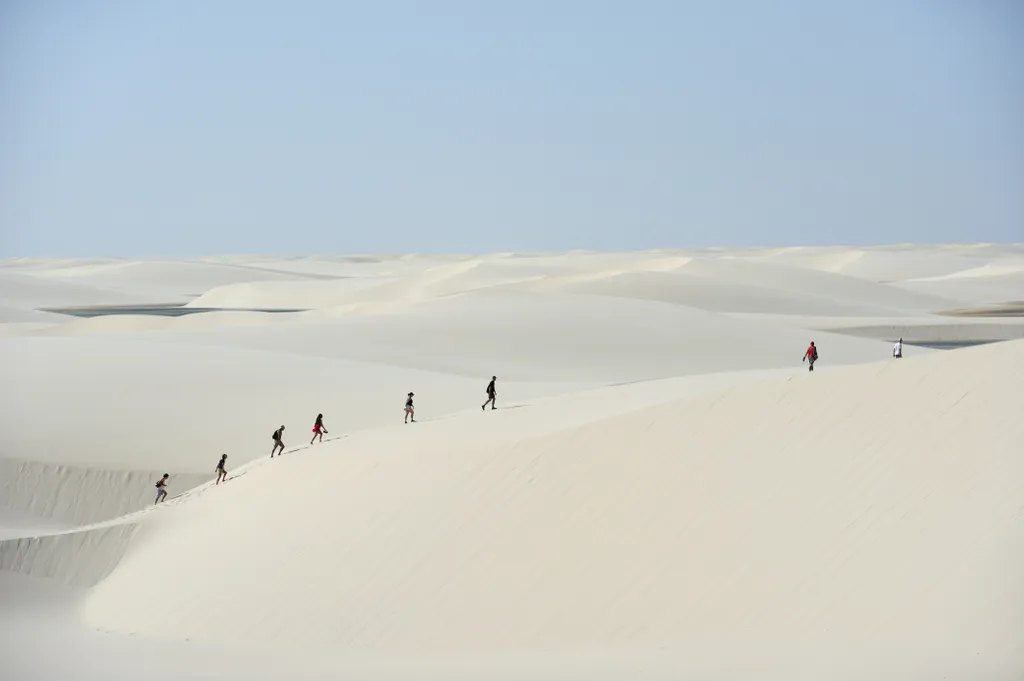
[271,425,285,457]
[154,473,169,503]
[215,454,228,485]
[404,392,415,423]
[311,413,328,444]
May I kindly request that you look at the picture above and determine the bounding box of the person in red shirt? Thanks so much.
[310,413,327,445]
[803,341,818,371]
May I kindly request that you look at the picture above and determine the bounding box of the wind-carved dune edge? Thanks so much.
[0,457,207,527]
[0,523,140,588]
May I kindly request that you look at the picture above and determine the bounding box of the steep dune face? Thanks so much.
[80,340,1024,658]
[0,458,208,527]
[1,523,141,588]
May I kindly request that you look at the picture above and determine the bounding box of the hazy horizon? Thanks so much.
[4,240,1024,263]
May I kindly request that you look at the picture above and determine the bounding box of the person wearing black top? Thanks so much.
[154,474,169,504]
[404,393,415,424]
[215,454,228,485]
[271,425,285,457]
[482,376,497,411]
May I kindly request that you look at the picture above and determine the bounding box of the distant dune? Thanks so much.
[1,245,1022,680]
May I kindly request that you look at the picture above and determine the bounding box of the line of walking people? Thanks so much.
[153,336,908,505]
[155,376,499,503]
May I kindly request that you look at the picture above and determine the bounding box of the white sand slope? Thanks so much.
[6,257,337,304]
[0,269,153,309]
[63,340,1022,662]
[1,245,1023,679]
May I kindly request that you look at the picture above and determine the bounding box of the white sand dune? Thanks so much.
[1,338,1015,674]
[17,258,335,303]
[743,244,1022,282]
[0,304,67,325]
[186,255,657,310]
[895,270,1024,307]
[1,245,1022,680]
[536,268,946,316]
[0,269,153,309]
[186,277,401,309]
[172,289,900,382]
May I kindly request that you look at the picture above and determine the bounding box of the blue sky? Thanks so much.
[1,0,1021,257]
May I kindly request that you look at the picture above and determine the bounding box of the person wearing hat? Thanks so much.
[404,392,415,423]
